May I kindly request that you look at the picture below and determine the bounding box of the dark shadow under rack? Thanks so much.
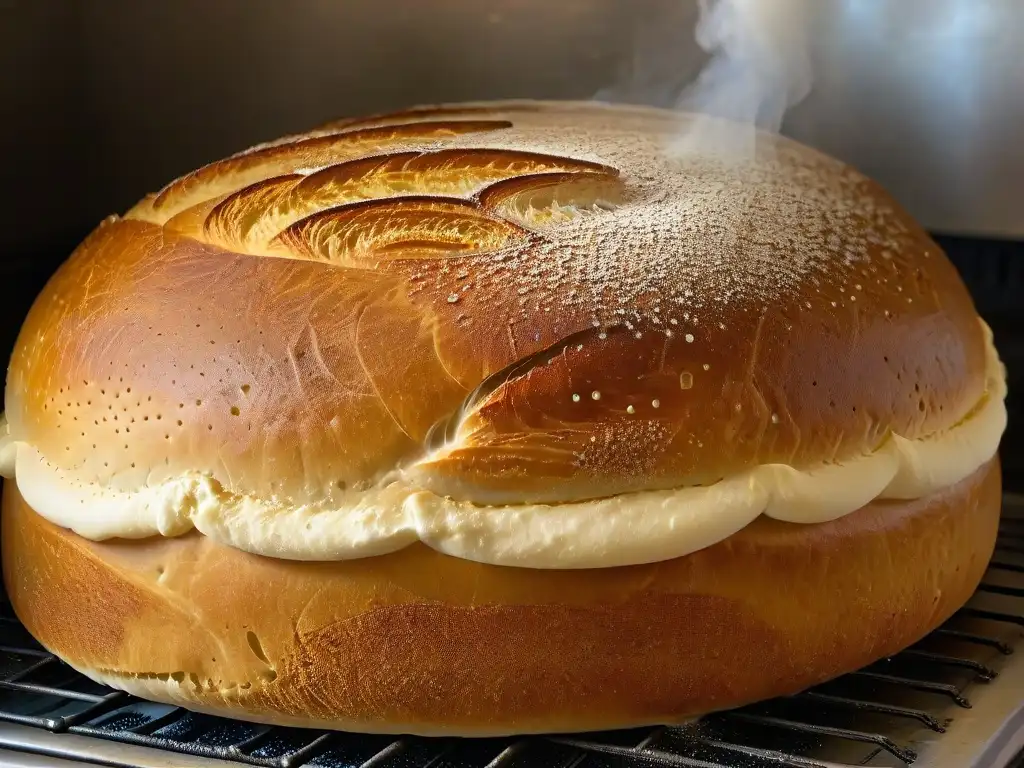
[1,502,1023,768]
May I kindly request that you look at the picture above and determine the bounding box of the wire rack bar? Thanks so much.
[275,732,337,768]
[0,679,105,703]
[372,740,461,768]
[3,656,57,683]
[358,740,412,768]
[551,736,751,768]
[635,726,670,750]
[222,726,275,754]
[978,582,1024,598]
[124,707,191,735]
[677,736,837,768]
[67,723,274,767]
[795,691,945,731]
[0,645,49,658]
[847,671,971,707]
[716,712,917,764]
[932,627,1015,654]
[991,560,1024,574]
[0,710,66,730]
[482,742,530,768]
[897,649,998,680]
[959,607,1024,627]
[53,692,133,732]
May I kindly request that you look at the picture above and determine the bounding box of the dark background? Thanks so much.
[3,0,1022,485]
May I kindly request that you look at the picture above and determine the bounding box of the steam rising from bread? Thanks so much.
[599,0,817,158]
[675,0,814,155]
[683,0,814,128]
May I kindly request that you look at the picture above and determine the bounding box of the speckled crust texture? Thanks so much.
[1,460,1000,734]
[4,100,986,507]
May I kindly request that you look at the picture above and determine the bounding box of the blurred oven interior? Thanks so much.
[1,2,1023,766]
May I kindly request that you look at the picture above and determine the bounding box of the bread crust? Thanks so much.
[3,101,987,507]
[2,459,1000,735]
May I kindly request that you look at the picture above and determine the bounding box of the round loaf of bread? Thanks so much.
[0,100,1007,733]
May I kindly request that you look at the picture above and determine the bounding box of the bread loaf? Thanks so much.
[0,100,1005,733]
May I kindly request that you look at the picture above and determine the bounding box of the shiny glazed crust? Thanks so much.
[1,460,1001,735]
[3,101,988,507]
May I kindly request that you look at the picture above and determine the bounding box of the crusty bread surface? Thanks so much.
[3,101,987,506]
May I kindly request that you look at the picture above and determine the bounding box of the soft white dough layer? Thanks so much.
[0,324,1007,569]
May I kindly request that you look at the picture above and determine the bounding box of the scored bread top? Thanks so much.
[1,101,995,539]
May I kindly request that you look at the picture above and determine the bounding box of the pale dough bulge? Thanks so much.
[0,100,1007,733]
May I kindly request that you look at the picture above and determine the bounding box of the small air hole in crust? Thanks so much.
[246,631,271,665]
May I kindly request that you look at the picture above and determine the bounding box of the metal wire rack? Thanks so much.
[1,502,1023,768]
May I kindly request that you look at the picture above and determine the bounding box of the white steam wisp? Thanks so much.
[599,0,818,159]
[675,0,816,157]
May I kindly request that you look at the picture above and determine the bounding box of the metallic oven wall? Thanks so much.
[782,0,1024,239]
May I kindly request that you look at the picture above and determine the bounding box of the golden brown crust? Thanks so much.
[2,100,987,507]
[2,459,1001,734]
